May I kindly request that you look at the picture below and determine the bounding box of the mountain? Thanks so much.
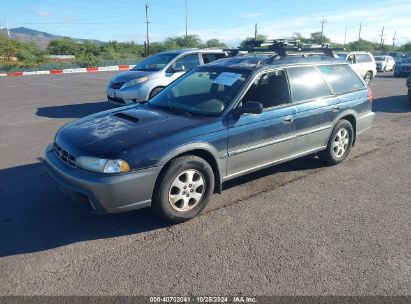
[0,27,105,49]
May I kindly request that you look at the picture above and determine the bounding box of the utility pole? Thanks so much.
[184,0,188,37]
[254,23,258,40]
[357,22,362,51]
[343,25,347,49]
[392,30,397,51]
[4,18,10,39]
[145,2,150,56]
[320,17,327,46]
[379,26,385,51]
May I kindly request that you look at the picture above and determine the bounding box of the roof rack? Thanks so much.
[224,39,343,59]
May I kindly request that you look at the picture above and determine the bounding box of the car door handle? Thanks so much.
[282,116,294,124]
[333,105,341,112]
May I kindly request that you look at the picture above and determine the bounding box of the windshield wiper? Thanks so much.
[153,104,193,116]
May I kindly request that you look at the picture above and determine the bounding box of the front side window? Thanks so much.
[241,70,290,109]
[318,64,365,94]
[149,68,250,116]
[174,54,201,71]
[132,53,178,71]
[287,66,331,102]
[347,54,356,64]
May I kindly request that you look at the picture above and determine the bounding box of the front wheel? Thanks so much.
[364,71,372,85]
[149,87,164,99]
[152,155,215,223]
[319,119,354,165]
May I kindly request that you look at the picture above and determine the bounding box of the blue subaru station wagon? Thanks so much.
[45,56,375,223]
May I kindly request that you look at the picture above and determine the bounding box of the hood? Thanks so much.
[56,105,218,158]
[111,70,152,83]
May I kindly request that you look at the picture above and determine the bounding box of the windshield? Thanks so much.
[374,56,385,61]
[148,68,250,116]
[401,58,411,63]
[337,53,347,59]
[132,53,178,71]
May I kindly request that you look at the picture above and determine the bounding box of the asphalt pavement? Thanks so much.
[0,71,410,295]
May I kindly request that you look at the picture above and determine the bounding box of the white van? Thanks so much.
[337,52,377,85]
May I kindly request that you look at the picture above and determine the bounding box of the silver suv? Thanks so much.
[107,49,227,105]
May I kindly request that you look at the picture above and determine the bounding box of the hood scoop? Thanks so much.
[113,112,140,124]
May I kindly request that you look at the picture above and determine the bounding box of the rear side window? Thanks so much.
[356,54,372,63]
[318,65,365,94]
[202,53,226,64]
[287,66,331,102]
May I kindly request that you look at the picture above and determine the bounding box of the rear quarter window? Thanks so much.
[286,66,331,102]
[202,53,226,64]
[318,64,365,94]
[356,54,372,63]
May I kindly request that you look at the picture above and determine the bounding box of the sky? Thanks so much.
[2,0,411,47]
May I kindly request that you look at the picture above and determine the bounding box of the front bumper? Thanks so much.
[44,145,162,214]
[107,84,151,105]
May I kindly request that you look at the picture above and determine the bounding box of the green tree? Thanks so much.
[47,37,80,55]
[309,32,331,45]
[239,34,267,48]
[205,39,227,48]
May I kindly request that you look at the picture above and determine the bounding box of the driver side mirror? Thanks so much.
[172,64,186,73]
[234,101,263,116]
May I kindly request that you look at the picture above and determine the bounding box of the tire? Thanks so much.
[152,155,215,223]
[149,87,164,99]
[318,119,354,166]
[364,71,372,85]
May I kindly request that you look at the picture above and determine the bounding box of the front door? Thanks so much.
[226,69,297,179]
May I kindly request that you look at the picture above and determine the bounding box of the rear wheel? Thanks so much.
[152,155,214,223]
[364,71,372,85]
[319,119,354,165]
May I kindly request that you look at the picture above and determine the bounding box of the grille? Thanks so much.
[107,95,126,104]
[53,143,76,167]
[111,82,125,89]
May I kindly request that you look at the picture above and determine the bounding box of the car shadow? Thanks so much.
[0,161,168,257]
[223,155,324,191]
[0,155,325,257]
[372,95,410,113]
[36,101,118,119]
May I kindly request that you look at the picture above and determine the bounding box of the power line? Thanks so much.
[343,25,347,48]
[185,0,188,37]
[379,25,385,51]
[320,17,327,46]
[392,30,397,51]
[4,18,10,39]
[145,1,150,56]
[254,23,258,39]
[357,22,362,51]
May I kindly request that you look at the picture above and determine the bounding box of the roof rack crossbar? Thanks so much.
[224,38,343,58]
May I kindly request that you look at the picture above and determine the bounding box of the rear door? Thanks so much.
[286,66,336,154]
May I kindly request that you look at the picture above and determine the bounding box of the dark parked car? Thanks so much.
[394,57,411,77]
[45,56,375,223]
[407,74,411,105]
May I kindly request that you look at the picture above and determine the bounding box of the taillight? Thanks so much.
[367,87,373,102]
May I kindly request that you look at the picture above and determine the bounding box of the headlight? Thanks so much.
[76,156,130,173]
[122,77,149,88]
